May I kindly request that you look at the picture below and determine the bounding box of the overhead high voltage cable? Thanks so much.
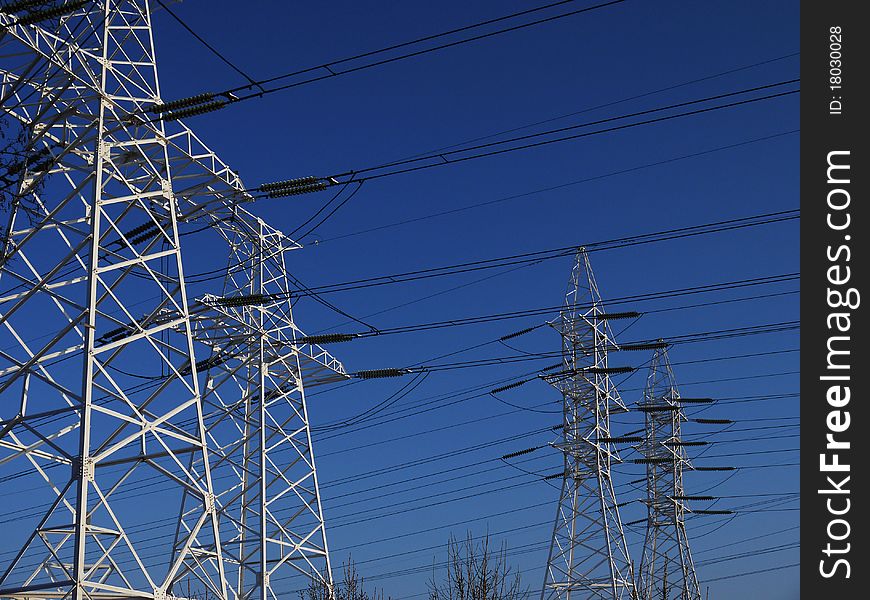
[346,323,799,379]
[238,81,799,201]
[152,0,264,92]
[148,0,629,119]
[294,281,797,345]
[200,209,798,300]
[314,129,799,244]
[182,208,798,288]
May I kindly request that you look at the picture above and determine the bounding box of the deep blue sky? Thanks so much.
[143,1,799,597]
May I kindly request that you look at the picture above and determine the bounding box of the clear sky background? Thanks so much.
[5,1,801,599]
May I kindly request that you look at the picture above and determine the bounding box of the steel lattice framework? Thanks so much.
[186,218,343,600]
[541,249,635,600]
[0,3,343,599]
[636,348,701,600]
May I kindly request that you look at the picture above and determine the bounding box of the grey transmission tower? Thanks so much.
[0,2,344,598]
[541,249,636,600]
[636,347,702,600]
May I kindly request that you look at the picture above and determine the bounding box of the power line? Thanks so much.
[153,0,263,91]
[151,0,630,117]
[198,209,798,301]
[245,81,798,207]
[183,208,798,292]
[393,52,799,162]
[314,129,799,245]
[324,80,798,183]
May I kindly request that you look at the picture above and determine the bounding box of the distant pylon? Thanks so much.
[541,248,636,600]
[636,346,702,600]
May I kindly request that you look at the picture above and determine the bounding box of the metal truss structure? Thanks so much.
[0,2,343,599]
[636,348,701,600]
[541,249,635,600]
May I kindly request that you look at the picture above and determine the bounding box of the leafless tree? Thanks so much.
[300,557,389,600]
[428,533,527,600]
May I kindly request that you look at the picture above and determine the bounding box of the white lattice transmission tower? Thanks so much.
[540,248,636,600]
[636,347,702,600]
[0,2,344,599]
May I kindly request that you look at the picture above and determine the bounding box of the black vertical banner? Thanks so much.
[801,1,868,596]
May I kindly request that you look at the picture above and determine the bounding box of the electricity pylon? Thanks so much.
[636,347,702,600]
[541,248,636,600]
[0,2,226,598]
[0,2,343,598]
[184,217,345,600]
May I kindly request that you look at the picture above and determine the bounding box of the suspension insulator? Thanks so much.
[598,311,641,320]
[693,418,733,424]
[1,0,53,13]
[149,92,215,114]
[97,326,130,344]
[499,325,539,341]
[618,341,670,352]
[636,404,679,412]
[678,397,714,404]
[259,176,319,193]
[691,509,734,515]
[585,366,634,374]
[672,495,716,501]
[122,221,159,240]
[195,352,232,372]
[162,100,227,121]
[213,293,269,307]
[264,181,329,198]
[355,368,409,379]
[299,333,359,345]
[129,228,163,246]
[693,466,735,472]
[14,0,88,25]
[599,436,644,444]
[665,440,708,447]
[633,457,674,464]
[543,471,566,481]
[501,446,541,460]
[490,379,530,394]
